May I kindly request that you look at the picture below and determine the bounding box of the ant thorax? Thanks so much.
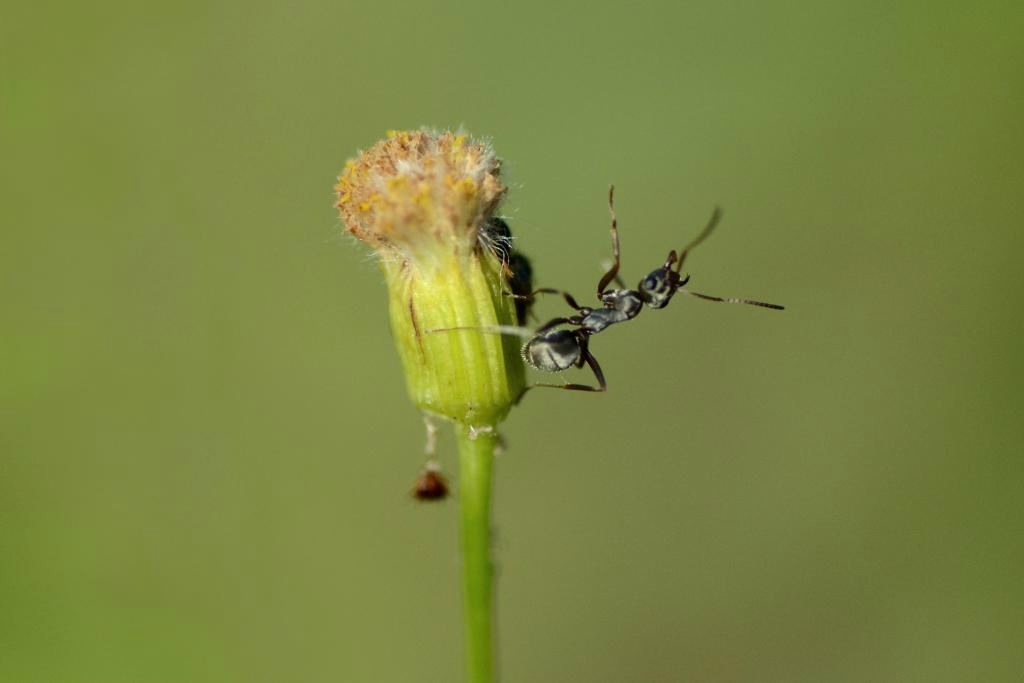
[581,289,644,333]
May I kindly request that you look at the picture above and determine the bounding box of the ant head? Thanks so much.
[638,252,689,309]
[638,266,677,309]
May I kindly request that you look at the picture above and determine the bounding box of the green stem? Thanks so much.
[456,424,497,683]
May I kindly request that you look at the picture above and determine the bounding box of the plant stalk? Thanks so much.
[456,424,497,683]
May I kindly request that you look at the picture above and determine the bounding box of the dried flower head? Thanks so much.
[336,130,506,269]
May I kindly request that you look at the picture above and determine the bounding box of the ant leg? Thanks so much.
[597,185,622,296]
[506,287,586,312]
[427,317,572,337]
[534,316,573,333]
[599,259,628,289]
[679,289,784,310]
[515,348,607,402]
[581,348,607,390]
[674,207,722,274]
[427,324,536,338]
[520,287,586,311]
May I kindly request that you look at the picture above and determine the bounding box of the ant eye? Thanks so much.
[643,276,658,291]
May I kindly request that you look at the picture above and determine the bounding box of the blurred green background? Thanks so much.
[3,1,1022,681]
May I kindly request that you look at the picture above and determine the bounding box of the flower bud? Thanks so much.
[336,130,526,426]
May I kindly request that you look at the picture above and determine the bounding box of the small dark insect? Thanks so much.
[506,252,534,324]
[444,186,784,397]
[481,216,514,265]
[482,216,534,325]
[412,464,449,502]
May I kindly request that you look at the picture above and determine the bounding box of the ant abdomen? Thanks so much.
[522,329,581,373]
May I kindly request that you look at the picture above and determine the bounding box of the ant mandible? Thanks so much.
[437,186,784,397]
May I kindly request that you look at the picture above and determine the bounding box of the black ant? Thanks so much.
[442,186,784,396]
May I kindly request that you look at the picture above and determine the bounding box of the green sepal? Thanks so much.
[383,250,526,426]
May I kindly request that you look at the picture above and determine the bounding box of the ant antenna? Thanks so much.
[673,207,722,274]
[679,289,784,310]
[597,185,622,295]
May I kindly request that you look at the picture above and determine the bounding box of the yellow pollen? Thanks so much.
[387,177,409,195]
[457,177,477,198]
[413,182,431,206]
